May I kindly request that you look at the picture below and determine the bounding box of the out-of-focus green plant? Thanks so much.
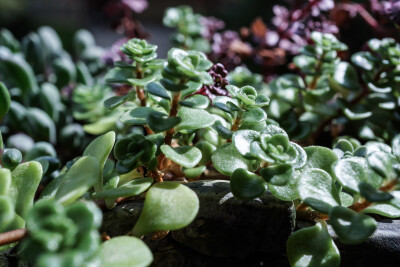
[163,5,211,53]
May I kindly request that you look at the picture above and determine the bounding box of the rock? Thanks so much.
[171,180,295,258]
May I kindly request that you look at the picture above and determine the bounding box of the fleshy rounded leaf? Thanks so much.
[161,145,201,168]
[230,168,266,200]
[330,206,377,244]
[211,143,254,176]
[100,236,153,267]
[297,168,341,214]
[260,164,293,186]
[287,221,340,267]
[132,182,199,236]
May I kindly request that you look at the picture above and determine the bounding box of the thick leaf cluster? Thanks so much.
[114,134,158,174]
[161,48,213,91]
[163,6,211,52]
[20,200,102,267]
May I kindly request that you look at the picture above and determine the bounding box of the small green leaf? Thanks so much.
[297,168,341,214]
[121,107,155,125]
[2,148,22,169]
[301,146,338,178]
[10,161,43,218]
[132,182,199,236]
[175,107,215,132]
[128,75,157,87]
[332,62,359,91]
[330,206,377,244]
[0,196,14,232]
[366,151,395,179]
[334,157,382,194]
[392,134,400,160]
[161,145,202,168]
[358,182,393,202]
[291,143,307,169]
[230,168,266,200]
[287,221,340,267]
[232,130,260,159]
[0,82,10,121]
[367,83,391,93]
[362,192,400,218]
[179,94,209,109]
[351,52,374,71]
[147,111,181,132]
[93,178,153,199]
[83,115,117,135]
[160,78,188,92]
[83,131,116,192]
[105,67,132,83]
[344,108,372,120]
[242,107,267,123]
[100,236,153,267]
[260,164,293,186]
[195,141,216,166]
[0,168,11,195]
[211,143,254,176]
[145,82,170,100]
[55,156,100,205]
[104,93,132,110]
[183,166,206,180]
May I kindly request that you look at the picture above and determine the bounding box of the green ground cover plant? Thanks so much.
[1,2,400,266]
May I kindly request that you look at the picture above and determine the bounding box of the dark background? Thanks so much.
[0,0,283,56]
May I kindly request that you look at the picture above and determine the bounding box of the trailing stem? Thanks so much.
[157,90,182,170]
[0,228,27,247]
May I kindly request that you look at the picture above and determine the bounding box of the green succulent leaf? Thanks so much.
[287,221,340,267]
[232,130,260,159]
[175,107,215,132]
[343,108,372,120]
[333,157,383,194]
[0,82,10,121]
[100,236,153,267]
[147,111,182,132]
[391,134,400,160]
[183,166,206,180]
[242,107,267,123]
[83,115,118,135]
[211,143,255,176]
[121,107,155,125]
[10,161,43,218]
[0,196,14,232]
[93,178,153,199]
[331,62,359,91]
[329,206,377,244]
[55,156,100,205]
[145,82,171,100]
[358,182,393,202]
[366,151,395,179]
[195,141,216,166]
[105,67,133,83]
[132,182,199,236]
[83,131,116,192]
[128,75,157,87]
[230,168,266,200]
[291,143,307,169]
[179,94,209,109]
[104,93,133,110]
[161,145,202,168]
[297,168,341,214]
[260,164,293,186]
[362,192,400,218]
[2,148,22,170]
[301,146,338,178]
